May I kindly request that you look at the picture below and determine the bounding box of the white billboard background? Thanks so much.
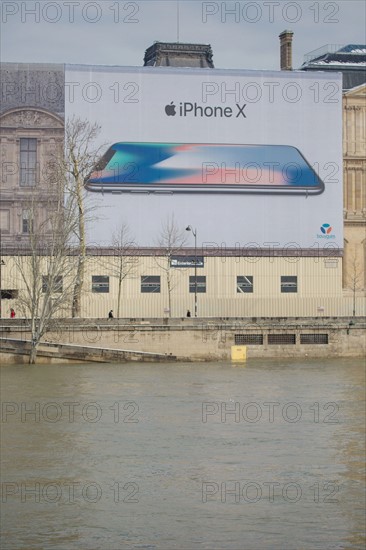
[65,65,343,249]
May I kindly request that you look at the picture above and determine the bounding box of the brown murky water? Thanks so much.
[1,358,365,549]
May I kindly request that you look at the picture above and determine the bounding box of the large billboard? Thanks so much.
[65,64,343,250]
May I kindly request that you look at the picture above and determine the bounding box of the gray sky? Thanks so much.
[1,1,365,69]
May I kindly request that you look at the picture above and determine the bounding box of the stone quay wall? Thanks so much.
[0,317,364,361]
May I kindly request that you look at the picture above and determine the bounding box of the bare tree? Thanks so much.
[104,223,138,318]
[348,252,363,316]
[155,215,187,317]
[64,116,105,317]
[14,191,78,363]
[9,117,105,362]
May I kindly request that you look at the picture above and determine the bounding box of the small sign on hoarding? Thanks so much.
[170,256,204,268]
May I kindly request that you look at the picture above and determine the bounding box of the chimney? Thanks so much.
[279,30,294,70]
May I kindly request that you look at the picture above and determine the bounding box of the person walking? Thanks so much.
[108,309,114,320]
[10,308,16,318]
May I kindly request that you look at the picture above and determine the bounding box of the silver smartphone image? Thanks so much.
[84,142,325,195]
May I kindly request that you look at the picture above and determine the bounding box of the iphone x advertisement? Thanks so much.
[85,143,324,194]
[66,64,343,248]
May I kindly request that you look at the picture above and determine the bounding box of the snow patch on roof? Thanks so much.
[311,60,366,66]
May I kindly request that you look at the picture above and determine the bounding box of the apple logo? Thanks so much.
[165,102,176,116]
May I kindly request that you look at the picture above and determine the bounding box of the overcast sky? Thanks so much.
[1,0,365,70]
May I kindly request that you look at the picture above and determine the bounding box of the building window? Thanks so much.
[141,275,160,293]
[20,138,37,187]
[0,209,10,233]
[189,276,206,293]
[22,209,33,234]
[281,276,297,293]
[0,289,19,299]
[92,275,109,293]
[237,276,253,293]
[42,276,63,293]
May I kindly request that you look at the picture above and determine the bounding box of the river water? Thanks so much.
[0,358,365,550]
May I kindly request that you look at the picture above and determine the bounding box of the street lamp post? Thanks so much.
[0,258,5,319]
[186,225,197,317]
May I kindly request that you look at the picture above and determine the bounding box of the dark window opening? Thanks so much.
[281,276,297,293]
[22,210,33,234]
[235,334,263,345]
[20,138,37,187]
[237,276,253,293]
[268,334,296,345]
[1,289,19,299]
[92,275,110,293]
[141,275,160,293]
[189,276,206,293]
[42,275,63,293]
[300,334,329,344]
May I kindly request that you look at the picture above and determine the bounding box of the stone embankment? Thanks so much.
[0,317,365,363]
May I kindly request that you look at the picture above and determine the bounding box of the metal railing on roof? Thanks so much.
[304,44,345,63]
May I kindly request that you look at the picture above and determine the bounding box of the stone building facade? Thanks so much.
[301,45,366,297]
[0,63,64,248]
[0,107,64,247]
[343,84,366,292]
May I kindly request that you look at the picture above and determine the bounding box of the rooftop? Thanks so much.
[302,44,366,67]
[143,42,214,68]
[301,44,366,90]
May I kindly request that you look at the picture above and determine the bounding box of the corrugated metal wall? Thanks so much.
[2,255,365,318]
